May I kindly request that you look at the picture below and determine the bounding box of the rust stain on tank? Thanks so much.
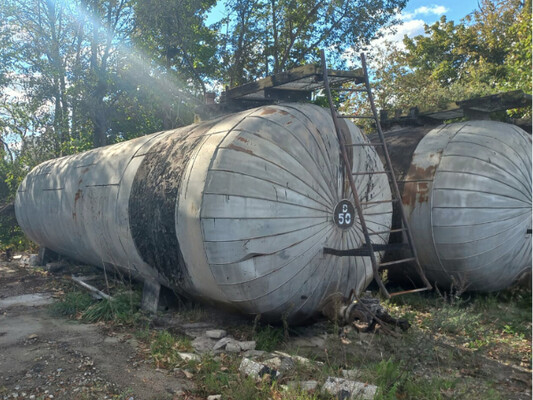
[227,144,254,155]
[402,164,436,206]
[260,108,289,116]
[72,189,83,220]
[74,189,82,205]
[260,108,277,115]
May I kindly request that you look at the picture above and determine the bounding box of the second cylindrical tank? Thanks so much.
[383,120,532,291]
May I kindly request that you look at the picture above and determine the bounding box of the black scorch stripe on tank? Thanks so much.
[128,121,217,294]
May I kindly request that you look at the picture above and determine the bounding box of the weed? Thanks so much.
[229,376,269,400]
[150,330,192,369]
[81,291,142,324]
[254,324,285,352]
[134,326,152,342]
[49,291,95,317]
[427,302,482,337]
[113,388,135,400]
[400,376,457,399]
[372,358,405,400]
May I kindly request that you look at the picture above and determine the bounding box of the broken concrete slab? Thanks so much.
[205,329,227,339]
[243,349,266,358]
[263,356,295,374]
[239,358,279,381]
[239,341,256,351]
[178,352,200,362]
[213,337,233,351]
[322,377,377,400]
[191,336,216,353]
[286,380,318,391]
[225,342,241,353]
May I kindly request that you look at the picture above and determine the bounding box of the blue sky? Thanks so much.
[207,1,482,42]
[379,1,481,47]
[404,0,480,22]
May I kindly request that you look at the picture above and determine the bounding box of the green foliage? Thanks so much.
[254,324,285,352]
[50,289,144,327]
[348,0,532,121]
[374,358,405,399]
[50,291,96,317]
[150,330,192,369]
[81,291,142,324]
[219,0,408,86]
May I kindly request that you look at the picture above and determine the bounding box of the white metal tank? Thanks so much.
[402,121,532,291]
[15,104,392,322]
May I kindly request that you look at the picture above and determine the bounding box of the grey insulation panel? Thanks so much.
[15,104,392,322]
[403,121,532,291]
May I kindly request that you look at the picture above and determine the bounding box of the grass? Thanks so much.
[81,291,142,324]
[50,291,95,317]
[188,353,324,400]
[48,272,530,400]
[50,287,145,327]
[254,324,285,352]
[149,330,192,369]
[278,286,531,400]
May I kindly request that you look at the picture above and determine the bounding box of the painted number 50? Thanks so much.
[338,204,352,225]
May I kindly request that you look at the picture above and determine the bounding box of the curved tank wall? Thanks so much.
[397,121,532,291]
[15,104,392,322]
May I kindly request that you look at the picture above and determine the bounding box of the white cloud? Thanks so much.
[343,4,448,70]
[374,19,426,49]
[368,4,448,53]
[402,5,449,20]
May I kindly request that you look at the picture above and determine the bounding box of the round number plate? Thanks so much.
[334,199,355,229]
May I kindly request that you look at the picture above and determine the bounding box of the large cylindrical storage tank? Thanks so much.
[15,104,392,323]
[384,121,531,291]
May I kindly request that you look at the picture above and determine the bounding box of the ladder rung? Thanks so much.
[379,257,416,267]
[338,115,375,119]
[345,142,384,147]
[360,199,397,206]
[389,287,431,297]
[352,170,390,176]
[369,228,406,236]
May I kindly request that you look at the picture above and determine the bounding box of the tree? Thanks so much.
[132,0,219,96]
[359,0,531,117]
[219,0,407,86]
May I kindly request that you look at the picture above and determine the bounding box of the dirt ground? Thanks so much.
[0,260,190,400]
[1,257,531,400]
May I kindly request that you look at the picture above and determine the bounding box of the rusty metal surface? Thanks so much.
[403,121,532,291]
[15,104,392,323]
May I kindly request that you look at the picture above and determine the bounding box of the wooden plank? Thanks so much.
[226,64,364,99]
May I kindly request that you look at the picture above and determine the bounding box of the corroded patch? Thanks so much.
[129,122,217,292]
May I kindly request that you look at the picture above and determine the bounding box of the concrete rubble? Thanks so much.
[285,380,319,391]
[322,376,377,400]
[238,358,280,381]
[190,329,257,354]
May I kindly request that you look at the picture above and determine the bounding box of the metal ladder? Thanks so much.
[320,49,432,298]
